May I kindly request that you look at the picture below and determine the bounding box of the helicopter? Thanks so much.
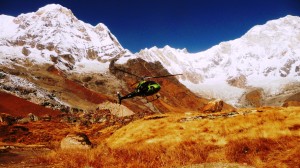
[115,67,182,104]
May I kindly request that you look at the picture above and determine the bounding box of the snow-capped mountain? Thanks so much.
[0,4,131,111]
[0,4,299,108]
[137,15,300,106]
[0,4,209,115]
[0,4,128,73]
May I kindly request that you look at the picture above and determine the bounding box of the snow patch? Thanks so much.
[72,58,110,73]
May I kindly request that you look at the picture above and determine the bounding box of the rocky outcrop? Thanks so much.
[282,92,300,107]
[0,113,16,125]
[96,102,134,117]
[202,99,224,113]
[18,113,39,124]
[60,133,92,150]
[238,89,264,107]
[227,75,247,88]
[22,47,31,56]
[282,101,300,107]
[244,89,264,107]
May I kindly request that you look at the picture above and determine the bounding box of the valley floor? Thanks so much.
[0,106,299,167]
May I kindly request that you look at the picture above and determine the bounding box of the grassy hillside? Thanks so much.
[32,106,300,167]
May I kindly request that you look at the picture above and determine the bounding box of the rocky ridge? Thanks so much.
[137,15,300,107]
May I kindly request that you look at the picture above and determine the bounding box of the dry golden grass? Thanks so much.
[35,106,300,167]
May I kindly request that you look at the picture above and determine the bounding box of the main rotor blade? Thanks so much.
[114,67,141,79]
[143,74,183,79]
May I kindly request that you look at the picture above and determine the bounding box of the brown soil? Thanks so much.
[0,91,61,117]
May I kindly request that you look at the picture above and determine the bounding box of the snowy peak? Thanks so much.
[245,15,300,36]
[10,3,123,50]
[137,15,300,106]
[142,45,188,54]
[242,15,300,49]
[36,4,73,16]
[14,4,79,32]
[0,4,125,73]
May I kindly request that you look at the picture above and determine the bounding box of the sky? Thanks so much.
[1,0,300,53]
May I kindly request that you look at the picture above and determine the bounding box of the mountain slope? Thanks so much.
[0,91,61,117]
[137,15,300,107]
[1,4,297,113]
[0,4,139,114]
[0,4,217,116]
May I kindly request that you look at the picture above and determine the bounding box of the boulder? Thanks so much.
[202,99,224,113]
[0,113,16,125]
[18,113,39,124]
[22,47,31,56]
[244,89,263,107]
[41,114,52,121]
[17,117,31,124]
[96,102,134,117]
[36,43,45,50]
[60,133,92,150]
[28,113,39,121]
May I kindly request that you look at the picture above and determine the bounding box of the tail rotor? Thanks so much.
[117,92,122,104]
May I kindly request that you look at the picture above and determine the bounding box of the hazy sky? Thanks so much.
[1,0,300,53]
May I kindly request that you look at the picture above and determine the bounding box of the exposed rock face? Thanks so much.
[22,47,31,56]
[202,99,224,113]
[244,89,264,107]
[237,89,264,108]
[282,101,300,107]
[96,102,134,117]
[227,75,247,88]
[282,92,300,107]
[60,133,92,150]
